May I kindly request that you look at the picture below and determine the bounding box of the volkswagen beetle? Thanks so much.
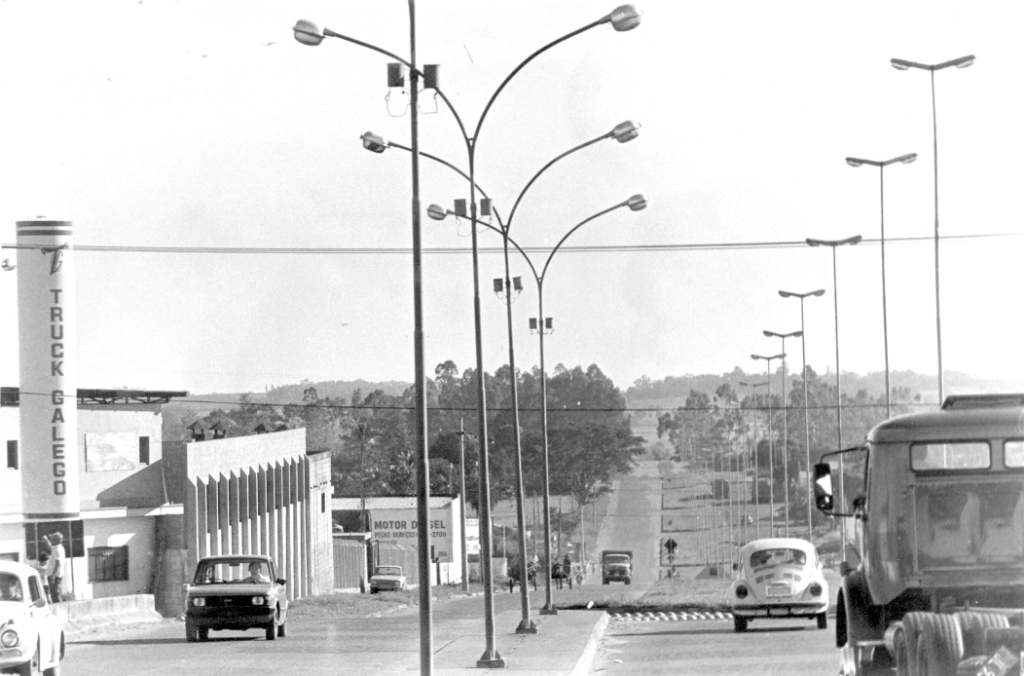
[730,537,829,632]
[0,560,65,675]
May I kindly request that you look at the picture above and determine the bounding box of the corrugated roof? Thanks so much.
[332,496,453,510]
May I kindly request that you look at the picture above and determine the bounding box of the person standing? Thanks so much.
[46,533,66,602]
[34,551,52,601]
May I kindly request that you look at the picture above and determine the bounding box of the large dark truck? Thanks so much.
[813,394,1024,676]
[601,550,633,585]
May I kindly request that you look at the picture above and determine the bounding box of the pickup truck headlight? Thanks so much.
[251,596,267,606]
[191,597,206,607]
[1,629,20,648]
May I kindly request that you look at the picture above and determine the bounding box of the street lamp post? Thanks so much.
[778,289,825,540]
[751,353,785,536]
[293,8,432,671]
[845,153,917,418]
[738,380,767,539]
[523,195,646,614]
[890,54,975,404]
[314,5,642,656]
[429,126,639,632]
[806,235,862,554]
[456,419,469,593]
[762,331,802,537]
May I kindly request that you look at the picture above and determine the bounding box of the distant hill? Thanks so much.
[160,370,1023,430]
[173,379,410,407]
[624,367,1024,409]
[162,379,411,435]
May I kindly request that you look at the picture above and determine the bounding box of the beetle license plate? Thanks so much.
[766,585,790,597]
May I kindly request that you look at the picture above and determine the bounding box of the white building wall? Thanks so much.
[76,514,157,599]
[1,406,21,516]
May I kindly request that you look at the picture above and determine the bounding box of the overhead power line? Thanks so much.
[1,232,1015,255]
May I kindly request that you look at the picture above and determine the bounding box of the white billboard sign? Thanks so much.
[371,507,454,563]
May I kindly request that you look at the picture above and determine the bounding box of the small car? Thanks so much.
[369,565,407,593]
[0,560,65,675]
[730,537,829,633]
[184,555,287,642]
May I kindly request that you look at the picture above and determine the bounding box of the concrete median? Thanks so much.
[54,594,164,633]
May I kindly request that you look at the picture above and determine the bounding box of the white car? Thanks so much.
[0,560,65,675]
[730,537,829,633]
[369,565,407,593]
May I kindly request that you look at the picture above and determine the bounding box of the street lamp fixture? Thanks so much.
[360,131,389,154]
[807,235,862,248]
[611,120,641,143]
[777,289,825,541]
[845,153,917,418]
[890,55,975,71]
[607,4,642,31]
[627,194,647,211]
[805,235,861,556]
[889,53,975,403]
[762,332,801,537]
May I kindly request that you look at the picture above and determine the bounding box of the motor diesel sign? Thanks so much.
[371,508,454,562]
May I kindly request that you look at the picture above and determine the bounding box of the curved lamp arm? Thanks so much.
[472,5,641,150]
[539,195,647,283]
[506,121,639,231]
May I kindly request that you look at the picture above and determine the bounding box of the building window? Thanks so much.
[25,521,84,560]
[88,546,129,582]
[6,440,16,469]
[139,436,150,465]
[321,493,326,513]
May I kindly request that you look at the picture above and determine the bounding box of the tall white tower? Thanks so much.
[17,218,80,519]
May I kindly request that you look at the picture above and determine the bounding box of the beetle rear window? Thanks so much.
[911,442,990,471]
[1005,441,1024,468]
[750,548,806,568]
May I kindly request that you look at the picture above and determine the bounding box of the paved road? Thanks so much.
[67,581,607,675]
[591,617,837,675]
[587,461,840,675]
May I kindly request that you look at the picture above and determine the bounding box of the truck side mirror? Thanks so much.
[813,463,834,512]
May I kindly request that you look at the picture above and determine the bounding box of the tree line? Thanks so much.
[654,365,922,525]
[180,360,645,521]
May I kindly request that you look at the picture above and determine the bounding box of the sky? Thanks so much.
[1,0,1022,398]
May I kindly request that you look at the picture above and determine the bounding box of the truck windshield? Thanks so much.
[606,556,629,564]
[1005,441,1024,468]
[914,480,1024,567]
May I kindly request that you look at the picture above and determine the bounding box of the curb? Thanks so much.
[571,609,611,676]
